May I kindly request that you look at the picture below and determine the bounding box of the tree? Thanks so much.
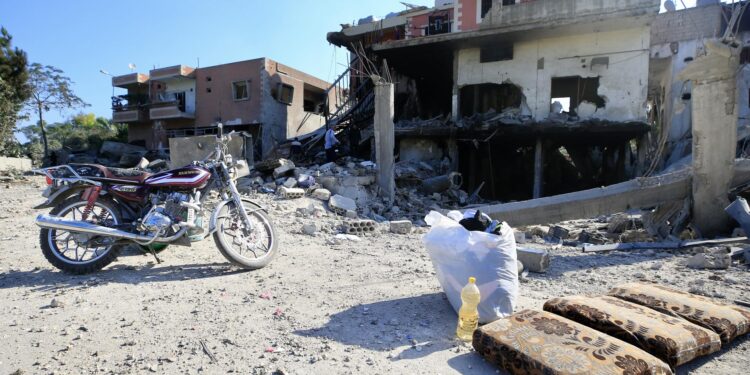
[0,27,29,155]
[72,112,96,127]
[24,63,88,161]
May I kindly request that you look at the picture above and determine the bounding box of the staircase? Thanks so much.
[300,57,375,152]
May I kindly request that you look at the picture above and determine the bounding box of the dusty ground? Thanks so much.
[0,178,748,375]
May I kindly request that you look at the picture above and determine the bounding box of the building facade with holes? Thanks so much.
[111,58,333,158]
[328,0,660,202]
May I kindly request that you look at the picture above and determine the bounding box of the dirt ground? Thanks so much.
[0,178,748,375]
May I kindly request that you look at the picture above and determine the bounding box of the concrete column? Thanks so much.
[677,40,738,237]
[533,138,544,199]
[374,83,396,202]
[452,51,460,121]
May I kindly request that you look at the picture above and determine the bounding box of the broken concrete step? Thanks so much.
[277,186,304,199]
[517,247,550,273]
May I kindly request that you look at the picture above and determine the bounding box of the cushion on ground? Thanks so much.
[543,295,721,367]
[473,309,673,375]
[609,282,750,344]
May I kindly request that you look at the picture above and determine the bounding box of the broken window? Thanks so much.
[551,97,571,113]
[480,44,514,63]
[427,14,452,36]
[303,84,326,114]
[232,81,249,101]
[460,83,523,116]
[550,76,605,115]
[276,83,294,105]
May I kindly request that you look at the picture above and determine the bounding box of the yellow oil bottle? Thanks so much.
[456,276,481,342]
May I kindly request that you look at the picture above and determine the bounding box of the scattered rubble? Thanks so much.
[686,247,732,270]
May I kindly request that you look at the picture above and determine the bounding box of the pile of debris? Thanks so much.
[237,156,475,224]
[58,141,168,168]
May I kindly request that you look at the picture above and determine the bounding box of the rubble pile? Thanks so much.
[238,156,475,224]
[59,141,168,168]
[516,213,655,247]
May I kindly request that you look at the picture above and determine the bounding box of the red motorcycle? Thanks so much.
[33,124,277,274]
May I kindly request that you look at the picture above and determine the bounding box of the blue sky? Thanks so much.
[0,0,722,137]
[1,0,432,134]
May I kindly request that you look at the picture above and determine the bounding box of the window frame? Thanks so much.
[480,44,514,63]
[232,80,250,102]
[276,83,295,105]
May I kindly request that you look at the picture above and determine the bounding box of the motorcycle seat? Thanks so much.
[103,167,152,183]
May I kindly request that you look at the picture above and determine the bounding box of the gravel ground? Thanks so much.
[0,177,748,374]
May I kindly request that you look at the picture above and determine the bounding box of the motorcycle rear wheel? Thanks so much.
[213,202,278,270]
[39,197,123,274]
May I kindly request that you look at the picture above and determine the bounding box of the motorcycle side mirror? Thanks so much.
[217,122,224,139]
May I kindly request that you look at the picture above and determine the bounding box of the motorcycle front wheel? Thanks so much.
[213,201,278,270]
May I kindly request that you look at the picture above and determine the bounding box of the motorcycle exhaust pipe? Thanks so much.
[35,214,187,243]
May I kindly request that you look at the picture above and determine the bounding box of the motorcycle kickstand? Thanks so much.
[144,246,162,264]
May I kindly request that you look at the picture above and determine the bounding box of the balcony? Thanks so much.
[111,94,149,123]
[149,91,195,120]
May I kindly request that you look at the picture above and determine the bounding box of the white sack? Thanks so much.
[423,210,519,323]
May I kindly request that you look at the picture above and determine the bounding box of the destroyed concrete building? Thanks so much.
[110,58,333,158]
[327,0,661,202]
[649,0,750,169]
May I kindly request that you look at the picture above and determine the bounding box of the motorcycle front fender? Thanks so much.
[208,197,267,234]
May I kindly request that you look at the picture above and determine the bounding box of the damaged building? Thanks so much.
[649,0,750,169]
[110,58,333,159]
[326,0,661,201]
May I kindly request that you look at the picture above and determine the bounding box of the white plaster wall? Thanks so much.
[650,40,702,144]
[457,27,651,122]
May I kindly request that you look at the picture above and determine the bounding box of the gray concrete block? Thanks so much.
[283,177,297,189]
[517,247,550,273]
[389,220,413,235]
[273,160,296,179]
[311,188,331,201]
[278,186,304,199]
[345,220,376,235]
[329,194,357,215]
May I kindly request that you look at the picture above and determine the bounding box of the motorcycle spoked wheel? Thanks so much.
[39,197,123,274]
[213,201,278,270]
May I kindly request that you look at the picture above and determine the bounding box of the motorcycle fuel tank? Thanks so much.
[144,166,211,189]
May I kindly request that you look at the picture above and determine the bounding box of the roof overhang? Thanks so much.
[112,73,149,88]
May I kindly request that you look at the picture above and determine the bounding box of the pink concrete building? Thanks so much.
[111,58,332,158]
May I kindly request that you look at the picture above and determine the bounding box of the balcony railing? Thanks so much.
[149,91,194,119]
[111,94,149,123]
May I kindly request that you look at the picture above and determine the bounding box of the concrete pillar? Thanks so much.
[374,83,396,202]
[452,51,460,122]
[677,40,738,237]
[533,138,544,199]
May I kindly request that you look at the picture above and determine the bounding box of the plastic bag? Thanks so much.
[423,210,519,323]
